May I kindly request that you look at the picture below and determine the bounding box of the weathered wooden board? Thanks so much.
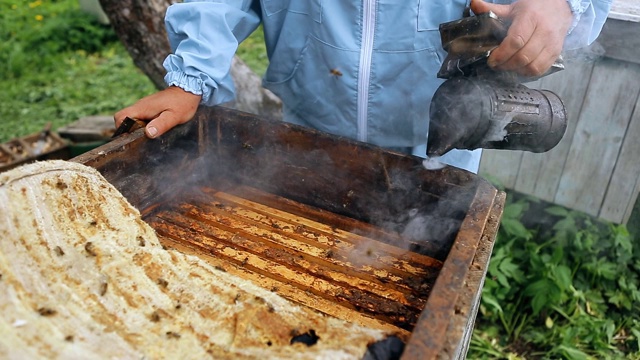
[478,150,522,189]
[609,0,640,23]
[555,59,640,217]
[598,19,640,64]
[512,61,596,202]
[599,90,640,222]
[626,174,640,224]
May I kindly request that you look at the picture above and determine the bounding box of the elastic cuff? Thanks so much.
[164,71,212,104]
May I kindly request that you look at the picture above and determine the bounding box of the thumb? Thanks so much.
[470,0,512,19]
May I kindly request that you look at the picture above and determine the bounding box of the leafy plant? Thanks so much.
[24,10,118,55]
[471,192,640,359]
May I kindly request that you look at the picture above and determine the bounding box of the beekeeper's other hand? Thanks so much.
[114,86,202,139]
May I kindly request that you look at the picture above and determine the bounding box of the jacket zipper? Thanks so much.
[357,0,376,142]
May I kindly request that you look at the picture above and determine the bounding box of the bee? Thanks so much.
[54,246,65,257]
[329,68,343,77]
[85,242,97,257]
[166,331,181,339]
[99,281,108,296]
[150,311,161,322]
[157,278,169,288]
[37,307,57,317]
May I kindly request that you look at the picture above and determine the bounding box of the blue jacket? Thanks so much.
[163,0,611,172]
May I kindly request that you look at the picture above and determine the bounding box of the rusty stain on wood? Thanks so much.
[145,185,441,332]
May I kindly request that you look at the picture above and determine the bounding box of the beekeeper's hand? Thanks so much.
[470,0,573,77]
[114,86,202,139]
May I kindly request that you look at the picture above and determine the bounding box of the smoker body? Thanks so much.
[428,77,568,156]
[427,12,568,157]
[74,106,505,360]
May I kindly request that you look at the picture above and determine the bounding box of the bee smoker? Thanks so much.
[426,12,568,157]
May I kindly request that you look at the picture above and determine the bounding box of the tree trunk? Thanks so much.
[98,0,282,120]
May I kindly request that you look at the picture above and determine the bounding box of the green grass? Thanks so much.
[0,0,156,142]
[0,44,156,142]
[2,1,640,359]
[0,0,267,143]
[237,25,268,77]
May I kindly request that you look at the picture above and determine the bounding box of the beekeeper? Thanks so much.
[114,0,611,173]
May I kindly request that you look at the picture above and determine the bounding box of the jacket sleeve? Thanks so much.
[564,0,612,50]
[162,0,261,106]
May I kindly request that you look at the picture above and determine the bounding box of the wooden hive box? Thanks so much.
[73,106,505,360]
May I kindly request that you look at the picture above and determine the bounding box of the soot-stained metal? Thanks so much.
[427,11,568,157]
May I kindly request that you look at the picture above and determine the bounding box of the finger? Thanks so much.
[114,94,169,127]
[470,0,511,18]
[494,30,545,72]
[496,16,565,76]
[145,111,189,139]
[521,47,560,77]
[488,16,536,68]
[114,107,150,128]
[114,108,132,128]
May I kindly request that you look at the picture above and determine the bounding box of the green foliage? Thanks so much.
[470,193,640,359]
[0,0,155,142]
[24,9,118,54]
[1,0,118,78]
[236,25,268,76]
[0,0,268,143]
[0,43,156,143]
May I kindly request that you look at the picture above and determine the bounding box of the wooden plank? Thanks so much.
[513,152,544,195]
[598,18,640,64]
[513,60,595,202]
[479,149,523,189]
[609,0,640,22]
[599,90,640,223]
[401,182,499,360]
[624,178,640,224]
[437,191,505,360]
[555,59,640,216]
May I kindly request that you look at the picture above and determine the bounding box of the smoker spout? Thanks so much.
[427,77,568,157]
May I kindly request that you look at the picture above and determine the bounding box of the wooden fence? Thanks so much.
[479,0,640,225]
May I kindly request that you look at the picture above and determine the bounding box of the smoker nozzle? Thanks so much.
[427,77,567,157]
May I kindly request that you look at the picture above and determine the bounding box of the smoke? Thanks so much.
[337,161,476,266]
[107,117,475,274]
[562,40,605,64]
[422,156,446,170]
